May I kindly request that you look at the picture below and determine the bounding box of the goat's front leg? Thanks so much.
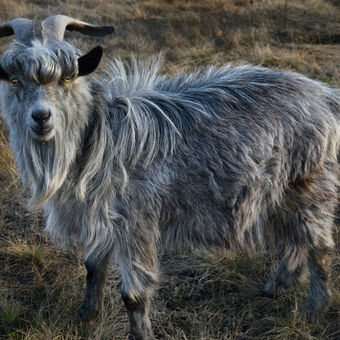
[121,289,154,340]
[119,238,159,340]
[78,253,111,322]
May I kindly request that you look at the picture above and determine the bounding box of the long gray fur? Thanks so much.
[0,17,339,339]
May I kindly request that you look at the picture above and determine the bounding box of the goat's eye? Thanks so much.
[63,76,71,83]
[11,79,21,87]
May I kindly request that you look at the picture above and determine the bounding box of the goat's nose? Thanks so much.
[32,109,51,123]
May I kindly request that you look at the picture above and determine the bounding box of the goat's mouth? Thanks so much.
[30,125,54,141]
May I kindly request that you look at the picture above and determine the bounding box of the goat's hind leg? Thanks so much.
[264,167,336,319]
[78,253,111,322]
[306,244,333,320]
[302,169,336,317]
[262,239,308,298]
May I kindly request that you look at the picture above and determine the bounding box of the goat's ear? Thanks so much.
[78,46,103,77]
[0,64,8,80]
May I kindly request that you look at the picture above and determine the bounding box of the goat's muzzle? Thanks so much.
[30,109,54,140]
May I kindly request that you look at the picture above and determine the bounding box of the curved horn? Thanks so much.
[41,15,115,45]
[0,18,35,45]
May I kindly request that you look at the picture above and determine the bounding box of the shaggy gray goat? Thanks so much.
[0,15,339,340]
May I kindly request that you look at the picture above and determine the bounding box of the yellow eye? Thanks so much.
[63,76,71,83]
[11,79,21,87]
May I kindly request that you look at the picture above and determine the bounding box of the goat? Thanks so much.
[0,15,339,340]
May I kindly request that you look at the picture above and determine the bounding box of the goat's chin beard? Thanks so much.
[18,130,77,211]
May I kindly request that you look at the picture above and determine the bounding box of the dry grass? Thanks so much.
[0,0,340,339]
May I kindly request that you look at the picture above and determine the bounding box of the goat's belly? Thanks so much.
[160,205,265,252]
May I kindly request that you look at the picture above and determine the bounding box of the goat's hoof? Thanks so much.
[128,328,155,340]
[261,280,285,299]
[128,334,155,340]
[306,311,319,324]
[261,290,275,298]
[77,305,100,322]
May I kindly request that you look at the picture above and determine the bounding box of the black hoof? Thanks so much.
[128,333,155,340]
[77,305,100,322]
[261,280,285,299]
[261,290,275,298]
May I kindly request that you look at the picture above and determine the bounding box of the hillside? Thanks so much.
[0,0,340,339]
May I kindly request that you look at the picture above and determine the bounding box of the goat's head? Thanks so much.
[0,16,114,142]
[0,16,114,209]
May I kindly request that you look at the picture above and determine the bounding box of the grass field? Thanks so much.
[0,0,340,339]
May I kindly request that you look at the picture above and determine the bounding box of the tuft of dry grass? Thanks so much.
[0,0,339,339]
